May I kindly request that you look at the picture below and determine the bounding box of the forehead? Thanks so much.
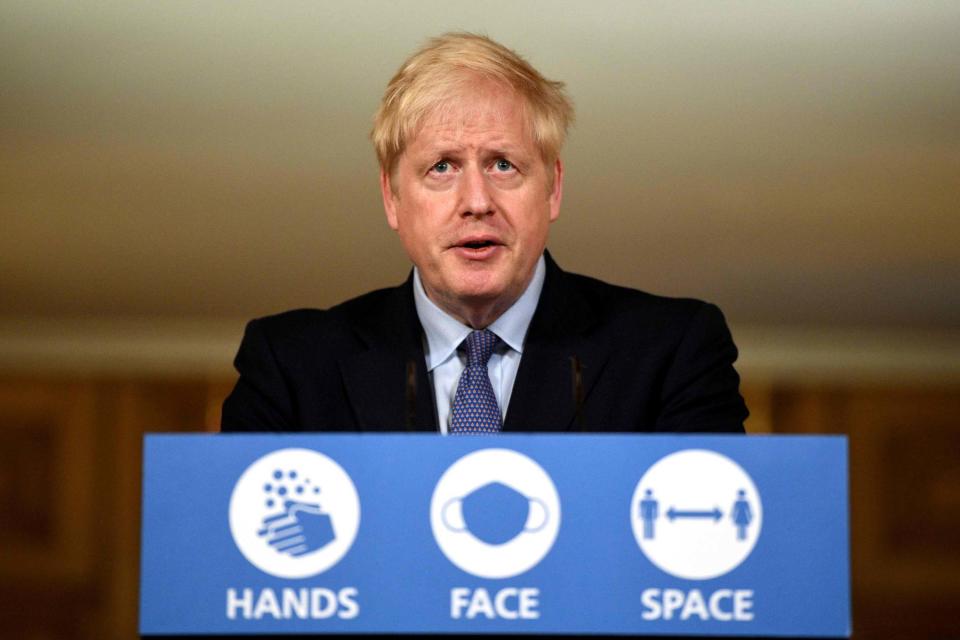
[406,83,534,154]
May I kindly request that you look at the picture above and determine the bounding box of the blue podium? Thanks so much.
[140,434,850,637]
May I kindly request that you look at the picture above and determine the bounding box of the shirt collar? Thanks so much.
[413,254,546,372]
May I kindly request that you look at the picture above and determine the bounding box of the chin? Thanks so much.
[449,272,510,301]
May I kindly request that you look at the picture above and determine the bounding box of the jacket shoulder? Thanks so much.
[562,270,713,330]
[245,284,404,352]
[556,269,746,433]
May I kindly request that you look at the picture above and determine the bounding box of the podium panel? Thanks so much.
[140,434,850,637]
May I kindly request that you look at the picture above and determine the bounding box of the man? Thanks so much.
[222,33,748,434]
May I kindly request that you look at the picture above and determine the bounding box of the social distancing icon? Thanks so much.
[631,449,762,580]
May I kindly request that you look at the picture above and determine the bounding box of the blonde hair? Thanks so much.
[372,32,574,173]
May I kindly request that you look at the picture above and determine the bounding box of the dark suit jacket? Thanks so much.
[221,254,748,433]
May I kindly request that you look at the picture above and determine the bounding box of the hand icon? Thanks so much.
[257,499,336,557]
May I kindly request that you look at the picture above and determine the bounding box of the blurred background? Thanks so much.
[1,1,958,638]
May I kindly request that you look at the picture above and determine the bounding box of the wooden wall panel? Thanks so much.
[0,380,98,582]
[99,379,218,639]
[741,380,773,434]
[0,379,100,639]
[0,377,215,640]
[0,376,957,638]
[767,383,960,639]
[841,387,960,639]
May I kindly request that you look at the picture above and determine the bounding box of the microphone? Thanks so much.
[570,355,584,431]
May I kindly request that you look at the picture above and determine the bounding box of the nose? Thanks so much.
[458,164,494,218]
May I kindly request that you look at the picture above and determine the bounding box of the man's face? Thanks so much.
[381,83,563,326]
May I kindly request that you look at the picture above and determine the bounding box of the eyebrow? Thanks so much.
[420,143,528,159]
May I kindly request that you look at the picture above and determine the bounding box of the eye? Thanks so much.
[494,159,514,172]
[431,160,451,174]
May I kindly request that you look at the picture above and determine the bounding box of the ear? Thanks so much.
[380,168,400,231]
[548,158,563,222]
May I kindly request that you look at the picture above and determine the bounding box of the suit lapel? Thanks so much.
[504,254,611,431]
[338,255,609,433]
[339,279,437,432]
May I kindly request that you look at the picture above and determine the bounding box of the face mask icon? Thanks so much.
[442,481,549,545]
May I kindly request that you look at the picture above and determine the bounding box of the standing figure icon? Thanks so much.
[639,489,659,540]
[732,489,753,540]
[631,449,763,580]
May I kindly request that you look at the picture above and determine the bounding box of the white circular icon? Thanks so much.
[631,449,762,580]
[430,448,561,579]
[229,448,360,579]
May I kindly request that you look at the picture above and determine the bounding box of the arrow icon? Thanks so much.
[667,507,723,522]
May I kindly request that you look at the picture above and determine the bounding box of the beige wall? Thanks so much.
[2,1,958,327]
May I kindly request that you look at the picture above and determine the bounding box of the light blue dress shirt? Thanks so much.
[413,255,546,434]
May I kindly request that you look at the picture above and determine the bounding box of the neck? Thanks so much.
[414,257,544,330]
[420,280,521,329]
[438,298,514,330]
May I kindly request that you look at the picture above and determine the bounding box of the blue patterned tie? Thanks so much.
[449,330,502,434]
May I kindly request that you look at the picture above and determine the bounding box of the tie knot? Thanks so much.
[463,330,497,367]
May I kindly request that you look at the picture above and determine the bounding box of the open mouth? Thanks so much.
[461,240,498,250]
[450,236,503,259]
